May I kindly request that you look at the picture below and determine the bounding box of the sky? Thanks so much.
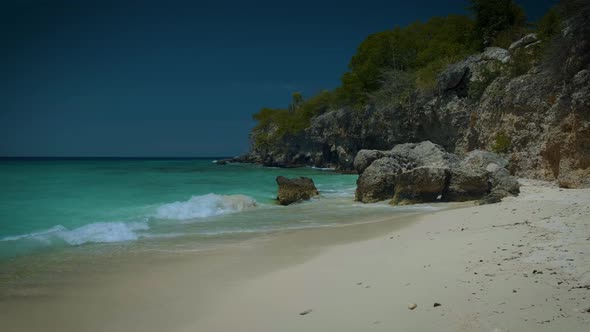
[0,0,558,157]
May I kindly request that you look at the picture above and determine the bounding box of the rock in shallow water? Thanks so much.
[276,176,319,205]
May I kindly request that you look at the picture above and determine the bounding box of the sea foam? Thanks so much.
[155,193,257,220]
[0,221,149,245]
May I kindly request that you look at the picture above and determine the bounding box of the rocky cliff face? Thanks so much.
[243,12,590,188]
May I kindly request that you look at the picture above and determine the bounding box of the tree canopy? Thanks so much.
[337,14,477,105]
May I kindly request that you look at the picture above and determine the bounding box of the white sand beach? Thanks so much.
[1,179,589,331]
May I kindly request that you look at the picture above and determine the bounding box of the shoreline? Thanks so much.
[0,203,434,298]
[1,180,589,331]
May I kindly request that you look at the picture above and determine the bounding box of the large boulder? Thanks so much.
[407,141,458,167]
[355,157,403,203]
[353,149,385,173]
[461,150,509,169]
[276,176,319,205]
[488,167,520,196]
[445,166,491,201]
[391,167,449,205]
[354,142,519,204]
[444,149,519,202]
[355,142,456,203]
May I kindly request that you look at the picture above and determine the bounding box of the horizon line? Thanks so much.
[0,156,234,159]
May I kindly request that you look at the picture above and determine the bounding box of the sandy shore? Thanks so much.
[1,179,589,331]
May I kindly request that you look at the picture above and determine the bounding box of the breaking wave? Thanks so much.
[155,193,257,220]
[0,221,149,246]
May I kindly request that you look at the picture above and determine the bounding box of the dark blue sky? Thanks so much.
[1,0,557,157]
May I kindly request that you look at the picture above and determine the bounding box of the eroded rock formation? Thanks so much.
[355,142,519,205]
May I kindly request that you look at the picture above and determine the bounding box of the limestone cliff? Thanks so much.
[242,9,590,188]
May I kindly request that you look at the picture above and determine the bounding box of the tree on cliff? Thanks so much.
[288,92,304,113]
[469,0,527,48]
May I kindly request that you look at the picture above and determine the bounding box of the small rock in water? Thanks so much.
[433,303,442,307]
[408,303,418,310]
[299,309,312,316]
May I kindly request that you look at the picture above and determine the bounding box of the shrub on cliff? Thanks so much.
[468,65,502,102]
[369,70,416,109]
[491,132,511,153]
[508,47,542,77]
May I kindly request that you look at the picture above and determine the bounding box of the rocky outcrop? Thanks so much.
[276,176,319,205]
[437,47,510,97]
[445,165,490,202]
[355,142,519,204]
[391,167,449,205]
[354,149,385,173]
[509,33,539,50]
[245,8,590,188]
[489,167,520,197]
[355,157,405,203]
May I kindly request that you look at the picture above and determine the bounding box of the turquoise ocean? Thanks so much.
[0,158,437,261]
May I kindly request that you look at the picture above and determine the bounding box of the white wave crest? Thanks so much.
[319,186,356,198]
[311,166,336,171]
[0,221,149,245]
[155,193,257,220]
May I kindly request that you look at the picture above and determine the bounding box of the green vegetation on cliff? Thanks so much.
[252,91,335,149]
[338,14,477,104]
[251,0,563,151]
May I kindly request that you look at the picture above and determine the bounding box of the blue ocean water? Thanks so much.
[0,158,438,260]
[0,159,351,258]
